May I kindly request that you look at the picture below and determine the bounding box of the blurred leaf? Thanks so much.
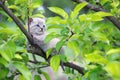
[34,75,42,80]
[91,32,109,43]
[0,57,8,67]
[41,71,50,80]
[94,12,112,17]
[0,39,16,61]
[0,28,15,40]
[21,53,29,63]
[85,52,108,64]
[60,27,69,36]
[105,62,120,80]
[79,12,112,21]
[50,55,60,71]
[79,14,103,21]
[70,2,87,19]
[8,5,21,11]
[0,10,9,17]
[31,14,45,18]
[38,69,42,74]
[84,66,104,80]
[16,47,26,53]
[110,0,119,8]
[56,40,65,52]
[0,67,9,80]
[107,53,120,61]
[47,17,67,25]
[0,22,8,28]
[14,54,22,59]
[44,32,59,43]
[59,54,67,62]
[30,3,41,9]
[13,61,32,80]
[48,7,68,19]
[47,24,64,30]
[18,75,26,80]
[100,0,109,5]
[107,48,120,55]
[67,40,80,55]
[15,0,27,5]
[46,48,52,58]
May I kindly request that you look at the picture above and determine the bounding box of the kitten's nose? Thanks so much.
[41,28,43,31]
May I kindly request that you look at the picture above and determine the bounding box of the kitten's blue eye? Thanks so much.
[36,24,39,27]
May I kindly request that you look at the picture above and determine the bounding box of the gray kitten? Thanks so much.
[27,18,63,56]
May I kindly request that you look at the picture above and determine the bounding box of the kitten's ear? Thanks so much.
[28,18,33,24]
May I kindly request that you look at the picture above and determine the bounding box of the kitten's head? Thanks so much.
[29,18,46,35]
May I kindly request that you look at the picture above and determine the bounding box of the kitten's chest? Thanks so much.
[33,33,47,45]
[34,34,45,42]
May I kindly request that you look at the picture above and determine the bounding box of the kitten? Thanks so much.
[27,18,63,56]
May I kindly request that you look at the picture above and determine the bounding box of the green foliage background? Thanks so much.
[0,0,120,80]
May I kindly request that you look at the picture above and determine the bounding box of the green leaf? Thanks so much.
[110,0,119,8]
[15,0,27,5]
[60,27,69,36]
[70,2,88,19]
[0,11,9,17]
[94,12,112,17]
[8,5,21,11]
[13,61,32,80]
[41,71,50,80]
[44,32,59,43]
[48,7,68,19]
[46,48,53,58]
[100,0,109,5]
[34,75,42,80]
[107,53,120,61]
[21,53,29,63]
[79,12,112,21]
[0,67,9,80]
[14,54,23,59]
[18,75,26,80]
[59,54,67,62]
[31,14,45,18]
[30,3,42,9]
[79,14,103,21]
[85,52,108,64]
[50,55,60,71]
[56,40,65,52]
[47,16,67,25]
[107,48,120,55]
[0,39,16,61]
[91,32,109,43]
[67,40,80,55]
[105,62,120,80]
[0,22,8,28]
[84,66,103,80]
[0,57,8,67]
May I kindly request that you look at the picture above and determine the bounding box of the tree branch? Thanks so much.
[0,1,84,75]
[0,1,46,58]
[0,2,33,44]
[72,0,120,30]
[63,62,84,75]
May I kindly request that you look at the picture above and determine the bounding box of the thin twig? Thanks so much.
[39,65,49,68]
[29,60,41,64]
